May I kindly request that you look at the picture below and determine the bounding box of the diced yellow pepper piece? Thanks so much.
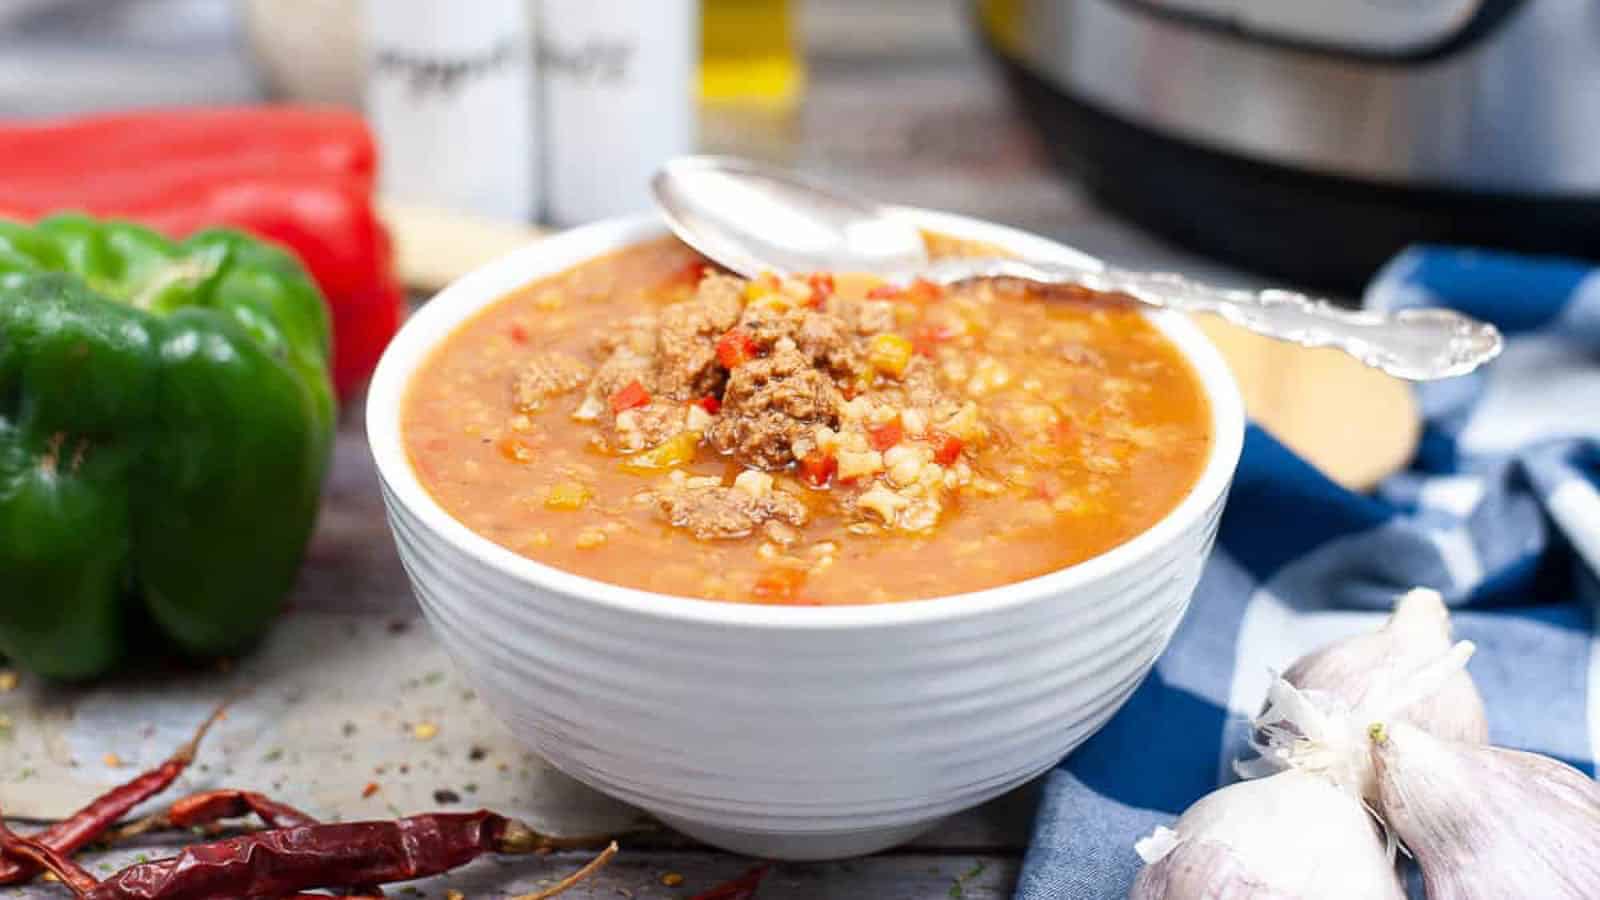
[545,481,591,510]
[867,333,914,379]
[743,272,781,303]
[621,431,701,473]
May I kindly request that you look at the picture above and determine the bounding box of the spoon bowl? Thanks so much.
[652,156,927,278]
[651,156,1502,381]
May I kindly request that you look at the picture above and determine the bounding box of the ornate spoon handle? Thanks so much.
[905,257,1503,381]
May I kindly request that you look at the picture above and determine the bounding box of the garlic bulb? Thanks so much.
[1369,720,1600,898]
[1284,588,1487,746]
[1130,769,1405,900]
[1241,588,1486,802]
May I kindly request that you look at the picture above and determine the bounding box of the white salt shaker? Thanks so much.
[538,0,699,225]
[363,0,541,222]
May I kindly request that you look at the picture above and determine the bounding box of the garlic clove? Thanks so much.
[1131,769,1405,900]
[1369,720,1600,899]
[1245,640,1477,802]
[1243,587,1488,803]
[1283,588,1487,748]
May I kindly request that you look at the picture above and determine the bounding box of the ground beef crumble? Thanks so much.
[514,268,984,538]
[654,477,809,540]
[511,352,590,411]
[707,347,844,470]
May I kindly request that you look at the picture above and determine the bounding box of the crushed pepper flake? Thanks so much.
[661,872,685,887]
[102,752,122,768]
[446,891,465,900]
[362,782,381,798]
[412,722,439,741]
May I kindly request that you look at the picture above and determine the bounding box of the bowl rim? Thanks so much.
[366,208,1245,631]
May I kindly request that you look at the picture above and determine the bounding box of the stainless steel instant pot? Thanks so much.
[975,1,1600,290]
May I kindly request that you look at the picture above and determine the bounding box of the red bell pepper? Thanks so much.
[0,106,401,400]
[0,107,376,186]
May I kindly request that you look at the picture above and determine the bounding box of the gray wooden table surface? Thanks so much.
[1,3,1249,898]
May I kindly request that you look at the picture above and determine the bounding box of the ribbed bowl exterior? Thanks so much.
[383,482,1222,843]
[368,211,1244,858]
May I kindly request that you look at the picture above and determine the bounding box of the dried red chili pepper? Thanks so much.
[0,818,100,896]
[111,790,317,842]
[109,789,392,900]
[7,810,606,900]
[689,864,771,900]
[0,705,225,885]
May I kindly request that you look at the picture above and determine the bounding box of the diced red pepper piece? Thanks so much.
[669,259,711,286]
[866,284,902,300]
[716,328,758,368]
[697,394,722,415]
[905,278,943,302]
[609,380,651,414]
[868,420,904,451]
[752,568,807,604]
[932,432,964,465]
[806,273,834,307]
[799,450,838,487]
[507,323,529,344]
[913,323,957,356]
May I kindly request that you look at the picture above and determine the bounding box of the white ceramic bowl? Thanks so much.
[367,210,1245,860]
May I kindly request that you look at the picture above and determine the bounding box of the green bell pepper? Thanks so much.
[0,215,336,679]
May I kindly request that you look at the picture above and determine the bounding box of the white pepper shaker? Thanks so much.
[538,0,698,225]
[363,0,541,222]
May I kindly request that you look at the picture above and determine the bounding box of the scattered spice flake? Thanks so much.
[362,782,381,798]
[260,748,284,764]
[423,671,447,686]
[687,864,769,900]
[401,888,423,898]
[413,722,440,741]
[661,873,685,887]
[388,620,411,634]
[433,788,461,805]
[102,752,123,768]
[342,721,359,737]
[948,861,987,899]
[0,670,17,692]
[468,744,489,762]
[446,891,465,900]
[463,783,479,794]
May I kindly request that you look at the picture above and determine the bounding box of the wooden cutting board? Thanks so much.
[378,203,1419,491]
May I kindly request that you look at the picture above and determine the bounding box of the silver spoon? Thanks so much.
[651,155,1502,381]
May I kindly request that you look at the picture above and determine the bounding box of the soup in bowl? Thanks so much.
[368,210,1244,859]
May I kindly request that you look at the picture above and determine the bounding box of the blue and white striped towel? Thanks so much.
[1016,246,1600,900]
